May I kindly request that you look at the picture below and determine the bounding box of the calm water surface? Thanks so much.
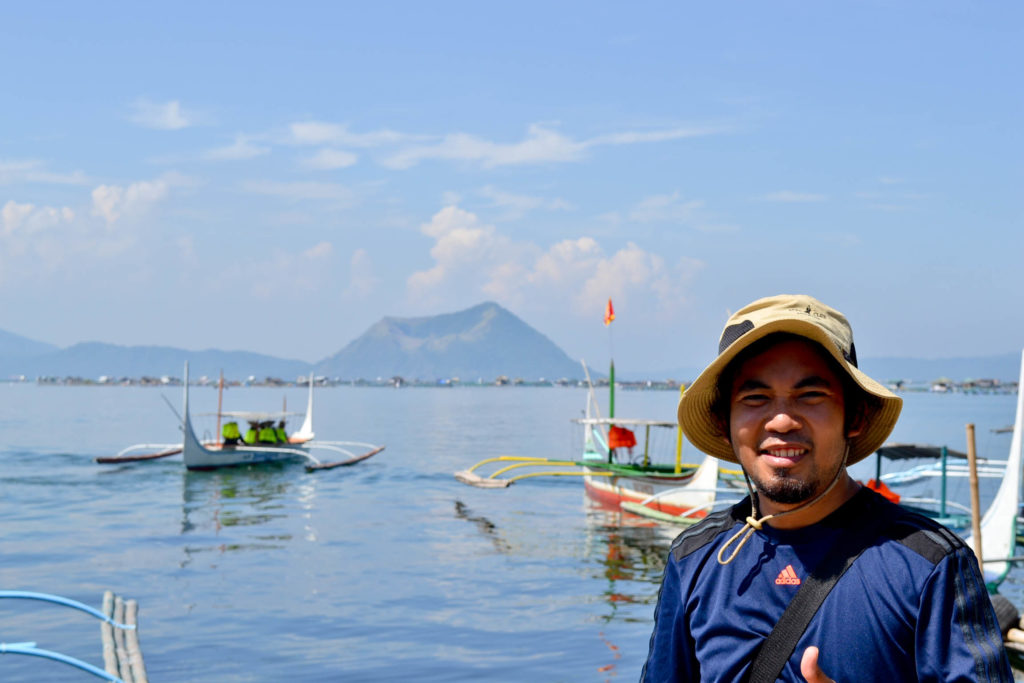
[0,384,1018,681]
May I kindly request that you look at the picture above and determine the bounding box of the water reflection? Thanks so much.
[453,499,513,554]
[451,495,676,625]
[583,497,676,624]
[179,466,313,563]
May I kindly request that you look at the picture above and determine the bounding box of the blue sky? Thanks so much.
[1,2,1020,372]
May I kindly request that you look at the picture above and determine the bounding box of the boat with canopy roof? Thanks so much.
[455,360,744,520]
[98,363,384,471]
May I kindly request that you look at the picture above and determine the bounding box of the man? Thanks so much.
[642,294,1011,682]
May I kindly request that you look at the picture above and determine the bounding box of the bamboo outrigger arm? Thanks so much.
[454,455,613,488]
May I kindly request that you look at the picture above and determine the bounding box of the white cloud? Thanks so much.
[756,191,827,203]
[0,159,89,185]
[382,122,723,170]
[288,121,419,147]
[478,185,572,220]
[204,135,270,161]
[303,148,358,170]
[2,200,74,236]
[407,206,516,297]
[0,197,135,287]
[91,177,170,225]
[529,237,603,287]
[627,192,704,223]
[282,120,723,170]
[344,248,379,298]
[383,124,586,170]
[407,206,702,317]
[128,98,197,130]
[587,126,724,146]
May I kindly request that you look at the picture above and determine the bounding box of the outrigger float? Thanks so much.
[0,590,146,682]
[455,361,743,521]
[98,363,384,472]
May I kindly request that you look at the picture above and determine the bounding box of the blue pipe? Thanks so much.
[0,591,134,629]
[0,641,125,682]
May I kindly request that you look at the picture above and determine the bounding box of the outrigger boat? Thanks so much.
[98,363,384,472]
[858,351,1024,590]
[455,361,742,520]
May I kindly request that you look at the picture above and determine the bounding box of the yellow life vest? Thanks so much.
[223,422,241,440]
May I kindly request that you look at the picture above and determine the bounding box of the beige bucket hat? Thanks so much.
[677,294,902,465]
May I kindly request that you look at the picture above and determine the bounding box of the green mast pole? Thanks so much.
[609,359,615,419]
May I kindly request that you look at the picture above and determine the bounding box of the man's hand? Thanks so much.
[800,646,836,683]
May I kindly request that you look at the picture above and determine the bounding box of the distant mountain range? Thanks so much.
[0,302,583,382]
[0,304,1019,383]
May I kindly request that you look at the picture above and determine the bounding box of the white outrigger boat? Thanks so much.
[99,363,384,471]
[966,349,1023,589]
[455,361,743,521]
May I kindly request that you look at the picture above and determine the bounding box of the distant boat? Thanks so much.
[98,363,384,472]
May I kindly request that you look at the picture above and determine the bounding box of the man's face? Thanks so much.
[728,338,857,508]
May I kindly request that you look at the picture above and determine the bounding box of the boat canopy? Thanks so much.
[199,410,303,421]
[876,444,969,461]
[572,417,676,428]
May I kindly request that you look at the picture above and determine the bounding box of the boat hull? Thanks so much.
[181,364,315,470]
[582,465,714,518]
[182,441,311,470]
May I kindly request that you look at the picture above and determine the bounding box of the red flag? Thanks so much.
[604,298,615,326]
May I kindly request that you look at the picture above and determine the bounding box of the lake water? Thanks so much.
[0,384,1018,682]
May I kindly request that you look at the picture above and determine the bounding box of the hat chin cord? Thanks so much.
[716,443,851,566]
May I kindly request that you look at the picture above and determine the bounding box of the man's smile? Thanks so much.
[758,442,810,466]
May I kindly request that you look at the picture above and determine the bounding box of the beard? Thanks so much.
[750,467,819,505]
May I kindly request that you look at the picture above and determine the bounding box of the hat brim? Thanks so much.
[677,319,902,465]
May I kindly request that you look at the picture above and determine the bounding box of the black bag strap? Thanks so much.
[745,498,887,683]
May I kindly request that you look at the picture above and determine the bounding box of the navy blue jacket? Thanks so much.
[641,487,1012,682]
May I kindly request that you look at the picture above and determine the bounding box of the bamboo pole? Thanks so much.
[216,370,224,446]
[966,423,983,567]
[675,385,685,474]
[113,595,134,683]
[609,360,615,419]
[125,599,148,683]
[101,590,117,676]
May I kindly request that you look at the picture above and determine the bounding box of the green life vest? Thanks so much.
[223,422,241,440]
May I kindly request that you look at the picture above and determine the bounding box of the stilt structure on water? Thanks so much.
[0,590,147,682]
